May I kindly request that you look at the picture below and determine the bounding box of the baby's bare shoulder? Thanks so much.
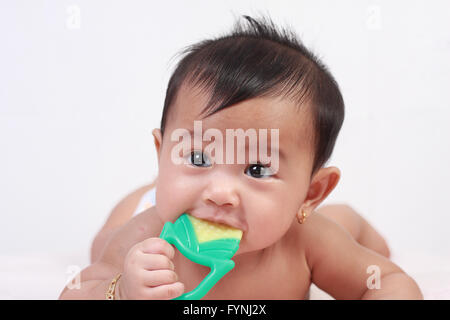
[286,211,332,248]
[297,211,355,259]
[288,211,357,272]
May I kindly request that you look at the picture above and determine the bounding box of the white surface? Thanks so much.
[0,251,90,299]
[1,0,450,298]
[1,250,449,299]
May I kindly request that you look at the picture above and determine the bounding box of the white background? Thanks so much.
[1,0,450,298]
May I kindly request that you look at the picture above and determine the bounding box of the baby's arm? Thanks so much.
[91,180,157,263]
[59,207,183,300]
[60,210,153,299]
[317,204,390,258]
[301,213,423,299]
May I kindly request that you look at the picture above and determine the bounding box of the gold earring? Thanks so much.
[297,209,307,224]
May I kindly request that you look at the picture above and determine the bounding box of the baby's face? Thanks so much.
[153,84,316,255]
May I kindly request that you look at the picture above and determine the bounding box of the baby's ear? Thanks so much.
[152,128,163,160]
[304,166,341,211]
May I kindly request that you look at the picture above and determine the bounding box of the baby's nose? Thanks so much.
[202,186,240,208]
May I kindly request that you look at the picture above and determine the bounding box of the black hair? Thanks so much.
[160,14,344,176]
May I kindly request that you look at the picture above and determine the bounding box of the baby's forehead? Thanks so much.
[170,84,314,151]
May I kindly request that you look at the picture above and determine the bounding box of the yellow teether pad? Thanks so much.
[187,215,243,243]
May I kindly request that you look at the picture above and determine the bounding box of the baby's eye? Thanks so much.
[186,150,212,167]
[245,163,274,179]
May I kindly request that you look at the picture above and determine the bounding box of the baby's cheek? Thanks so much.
[247,215,288,250]
[155,185,182,222]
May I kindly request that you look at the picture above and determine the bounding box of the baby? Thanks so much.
[59,15,422,300]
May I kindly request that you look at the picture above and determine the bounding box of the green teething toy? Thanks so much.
[159,213,243,300]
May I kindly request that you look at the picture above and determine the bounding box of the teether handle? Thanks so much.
[160,222,235,300]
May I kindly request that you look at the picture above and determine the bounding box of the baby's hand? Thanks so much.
[119,237,184,300]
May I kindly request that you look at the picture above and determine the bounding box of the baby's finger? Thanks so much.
[140,237,175,259]
[141,269,178,287]
[146,282,185,300]
[139,252,174,271]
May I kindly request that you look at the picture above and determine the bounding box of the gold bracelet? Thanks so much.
[105,273,122,300]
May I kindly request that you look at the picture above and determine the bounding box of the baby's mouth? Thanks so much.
[187,210,248,232]
[186,214,243,243]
